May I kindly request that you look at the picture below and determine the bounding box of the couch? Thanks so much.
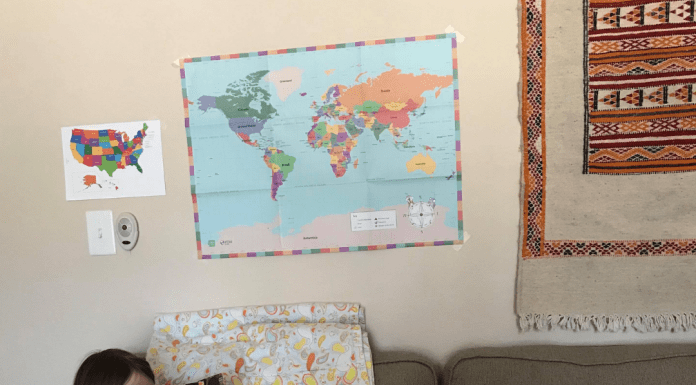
[374,344,696,385]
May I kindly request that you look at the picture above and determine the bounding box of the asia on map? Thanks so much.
[61,120,166,200]
[180,34,462,258]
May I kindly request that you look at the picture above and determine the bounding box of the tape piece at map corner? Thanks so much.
[172,55,192,68]
[445,25,465,43]
[452,231,470,251]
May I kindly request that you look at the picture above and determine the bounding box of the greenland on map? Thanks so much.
[180,34,462,258]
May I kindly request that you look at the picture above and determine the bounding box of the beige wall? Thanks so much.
[3,0,696,383]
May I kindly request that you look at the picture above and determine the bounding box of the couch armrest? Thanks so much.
[373,352,438,385]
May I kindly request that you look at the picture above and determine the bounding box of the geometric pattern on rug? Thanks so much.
[520,0,696,258]
[585,0,696,174]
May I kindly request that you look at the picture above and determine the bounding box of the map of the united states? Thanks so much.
[69,123,148,176]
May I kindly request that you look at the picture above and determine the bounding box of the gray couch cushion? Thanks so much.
[374,353,438,385]
[446,344,696,385]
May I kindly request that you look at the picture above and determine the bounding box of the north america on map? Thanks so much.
[69,123,148,176]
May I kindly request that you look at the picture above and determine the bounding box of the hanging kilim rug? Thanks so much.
[517,0,696,332]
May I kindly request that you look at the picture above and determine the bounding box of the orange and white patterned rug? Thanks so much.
[517,0,696,332]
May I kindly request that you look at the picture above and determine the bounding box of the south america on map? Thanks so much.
[182,34,462,258]
[61,120,166,200]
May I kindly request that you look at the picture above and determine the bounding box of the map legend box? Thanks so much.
[351,210,397,232]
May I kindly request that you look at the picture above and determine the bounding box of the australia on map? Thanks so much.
[181,34,463,258]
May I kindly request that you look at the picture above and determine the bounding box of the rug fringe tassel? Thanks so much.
[519,313,696,332]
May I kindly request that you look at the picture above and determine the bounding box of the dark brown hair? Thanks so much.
[74,348,155,385]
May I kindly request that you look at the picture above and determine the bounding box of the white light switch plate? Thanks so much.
[86,210,116,255]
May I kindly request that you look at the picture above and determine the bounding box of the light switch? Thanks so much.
[86,210,116,255]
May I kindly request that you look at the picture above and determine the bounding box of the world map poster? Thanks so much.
[180,34,462,259]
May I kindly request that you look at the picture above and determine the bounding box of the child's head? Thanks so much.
[74,348,155,385]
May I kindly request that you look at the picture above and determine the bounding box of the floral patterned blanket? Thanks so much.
[146,303,374,385]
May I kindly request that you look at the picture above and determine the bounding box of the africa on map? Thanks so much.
[181,34,462,258]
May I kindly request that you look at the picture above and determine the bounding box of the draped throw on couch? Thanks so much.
[147,303,374,385]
